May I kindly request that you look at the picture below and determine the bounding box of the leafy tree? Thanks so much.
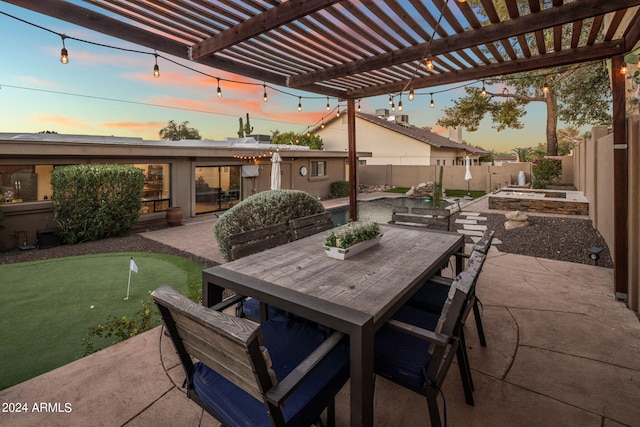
[436,1,611,156]
[270,130,323,149]
[159,120,201,140]
[38,130,58,134]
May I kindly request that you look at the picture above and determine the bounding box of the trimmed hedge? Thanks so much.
[330,181,350,197]
[51,164,145,244]
[214,190,325,261]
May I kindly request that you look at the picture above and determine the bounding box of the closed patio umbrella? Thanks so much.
[270,152,282,190]
[464,155,473,199]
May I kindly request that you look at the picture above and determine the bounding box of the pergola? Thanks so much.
[4,0,639,332]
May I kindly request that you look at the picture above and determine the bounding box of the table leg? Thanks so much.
[202,277,224,308]
[350,319,374,427]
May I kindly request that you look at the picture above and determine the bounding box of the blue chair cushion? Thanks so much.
[193,315,349,427]
[240,298,286,321]
[374,305,440,389]
[409,280,451,314]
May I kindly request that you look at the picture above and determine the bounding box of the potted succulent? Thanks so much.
[323,221,382,260]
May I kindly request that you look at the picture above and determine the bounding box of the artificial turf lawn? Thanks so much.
[0,252,204,390]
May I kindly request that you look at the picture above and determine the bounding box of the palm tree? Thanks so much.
[512,147,532,162]
[159,120,201,141]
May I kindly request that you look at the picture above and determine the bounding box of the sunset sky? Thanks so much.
[0,4,559,153]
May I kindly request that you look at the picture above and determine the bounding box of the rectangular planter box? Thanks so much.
[323,234,383,260]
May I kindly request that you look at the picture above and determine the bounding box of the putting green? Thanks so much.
[0,252,204,390]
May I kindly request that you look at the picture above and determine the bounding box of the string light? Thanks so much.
[388,95,393,105]
[481,81,486,96]
[297,96,302,111]
[425,57,434,71]
[391,101,395,112]
[398,96,403,111]
[542,82,550,95]
[263,83,268,102]
[430,93,434,108]
[408,88,414,101]
[60,34,68,64]
[357,100,361,112]
[336,106,340,117]
[326,97,330,110]
[153,53,160,78]
[321,119,325,129]
[216,78,222,98]
[621,65,628,75]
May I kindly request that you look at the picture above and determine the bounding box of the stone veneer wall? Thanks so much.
[488,196,588,215]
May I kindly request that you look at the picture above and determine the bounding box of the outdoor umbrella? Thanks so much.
[270,152,282,190]
[464,155,473,199]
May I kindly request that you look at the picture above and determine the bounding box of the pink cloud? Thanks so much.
[102,121,165,130]
[32,114,95,130]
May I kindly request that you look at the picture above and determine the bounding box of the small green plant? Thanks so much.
[532,157,562,189]
[324,221,381,249]
[78,298,158,358]
[330,181,350,197]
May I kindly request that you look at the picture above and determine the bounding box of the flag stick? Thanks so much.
[124,257,133,300]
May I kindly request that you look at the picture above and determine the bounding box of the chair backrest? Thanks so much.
[389,212,450,231]
[289,211,334,240]
[152,285,276,402]
[224,222,291,261]
[434,250,486,337]
[472,229,495,254]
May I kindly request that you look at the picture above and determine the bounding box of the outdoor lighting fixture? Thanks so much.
[391,101,395,112]
[336,106,340,117]
[60,35,69,64]
[621,65,628,75]
[326,97,330,110]
[408,88,414,101]
[263,84,268,102]
[398,98,403,111]
[430,93,434,108]
[358,100,361,112]
[425,58,434,71]
[321,120,325,129]
[388,95,393,105]
[216,78,222,98]
[153,54,160,78]
[481,81,486,96]
[297,96,302,111]
[588,246,603,265]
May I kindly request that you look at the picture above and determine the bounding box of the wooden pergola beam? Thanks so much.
[191,0,342,60]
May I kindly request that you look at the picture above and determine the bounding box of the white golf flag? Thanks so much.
[130,258,138,273]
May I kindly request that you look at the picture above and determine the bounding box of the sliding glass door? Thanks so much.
[195,166,241,214]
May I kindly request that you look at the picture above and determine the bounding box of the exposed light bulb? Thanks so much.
[542,83,550,94]
[481,81,486,96]
[336,107,340,117]
[298,96,302,111]
[425,58,434,71]
[430,94,434,109]
[59,35,69,64]
[217,79,222,98]
[408,88,414,101]
[153,53,160,77]
[358,101,361,112]
[60,47,69,64]
[398,99,403,111]
[326,97,330,110]
[621,65,628,75]
[321,120,325,129]
[388,95,393,105]
[391,102,395,112]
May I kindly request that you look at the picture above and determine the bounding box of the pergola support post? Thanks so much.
[348,99,358,222]
[612,55,628,300]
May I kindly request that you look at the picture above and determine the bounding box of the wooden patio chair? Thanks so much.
[152,285,350,427]
[374,251,483,427]
[289,211,334,240]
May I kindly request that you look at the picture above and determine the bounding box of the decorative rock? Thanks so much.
[505,210,529,222]
[504,219,529,230]
[405,187,415,196]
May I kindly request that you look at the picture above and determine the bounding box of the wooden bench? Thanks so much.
[224,222,291,262]
[389,210,450,231]
[152,285,349,427]
[289,211,334,240]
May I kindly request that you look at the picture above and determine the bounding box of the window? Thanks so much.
[311,161,326,177]
[0,165,54,202]
[436,160,440,166]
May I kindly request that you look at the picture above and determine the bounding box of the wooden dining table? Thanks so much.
[202,224,465,427]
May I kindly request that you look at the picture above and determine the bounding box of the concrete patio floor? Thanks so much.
[1,195,639,426]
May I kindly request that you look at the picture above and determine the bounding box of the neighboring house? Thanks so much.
[314,110,488,166]
[0,133,369,250]
[490,154,519,166]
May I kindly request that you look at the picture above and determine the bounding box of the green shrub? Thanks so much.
[532,157,562,189]
[330,181,350,197]
[51,164,145,244]
[214,190,325,261]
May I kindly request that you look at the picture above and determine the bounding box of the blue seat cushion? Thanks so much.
[409,280,451,314]
[374,305,440,389]
[240,297,286,321]
[193,315,349,427]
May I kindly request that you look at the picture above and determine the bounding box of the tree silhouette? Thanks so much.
[159,120,201,140]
